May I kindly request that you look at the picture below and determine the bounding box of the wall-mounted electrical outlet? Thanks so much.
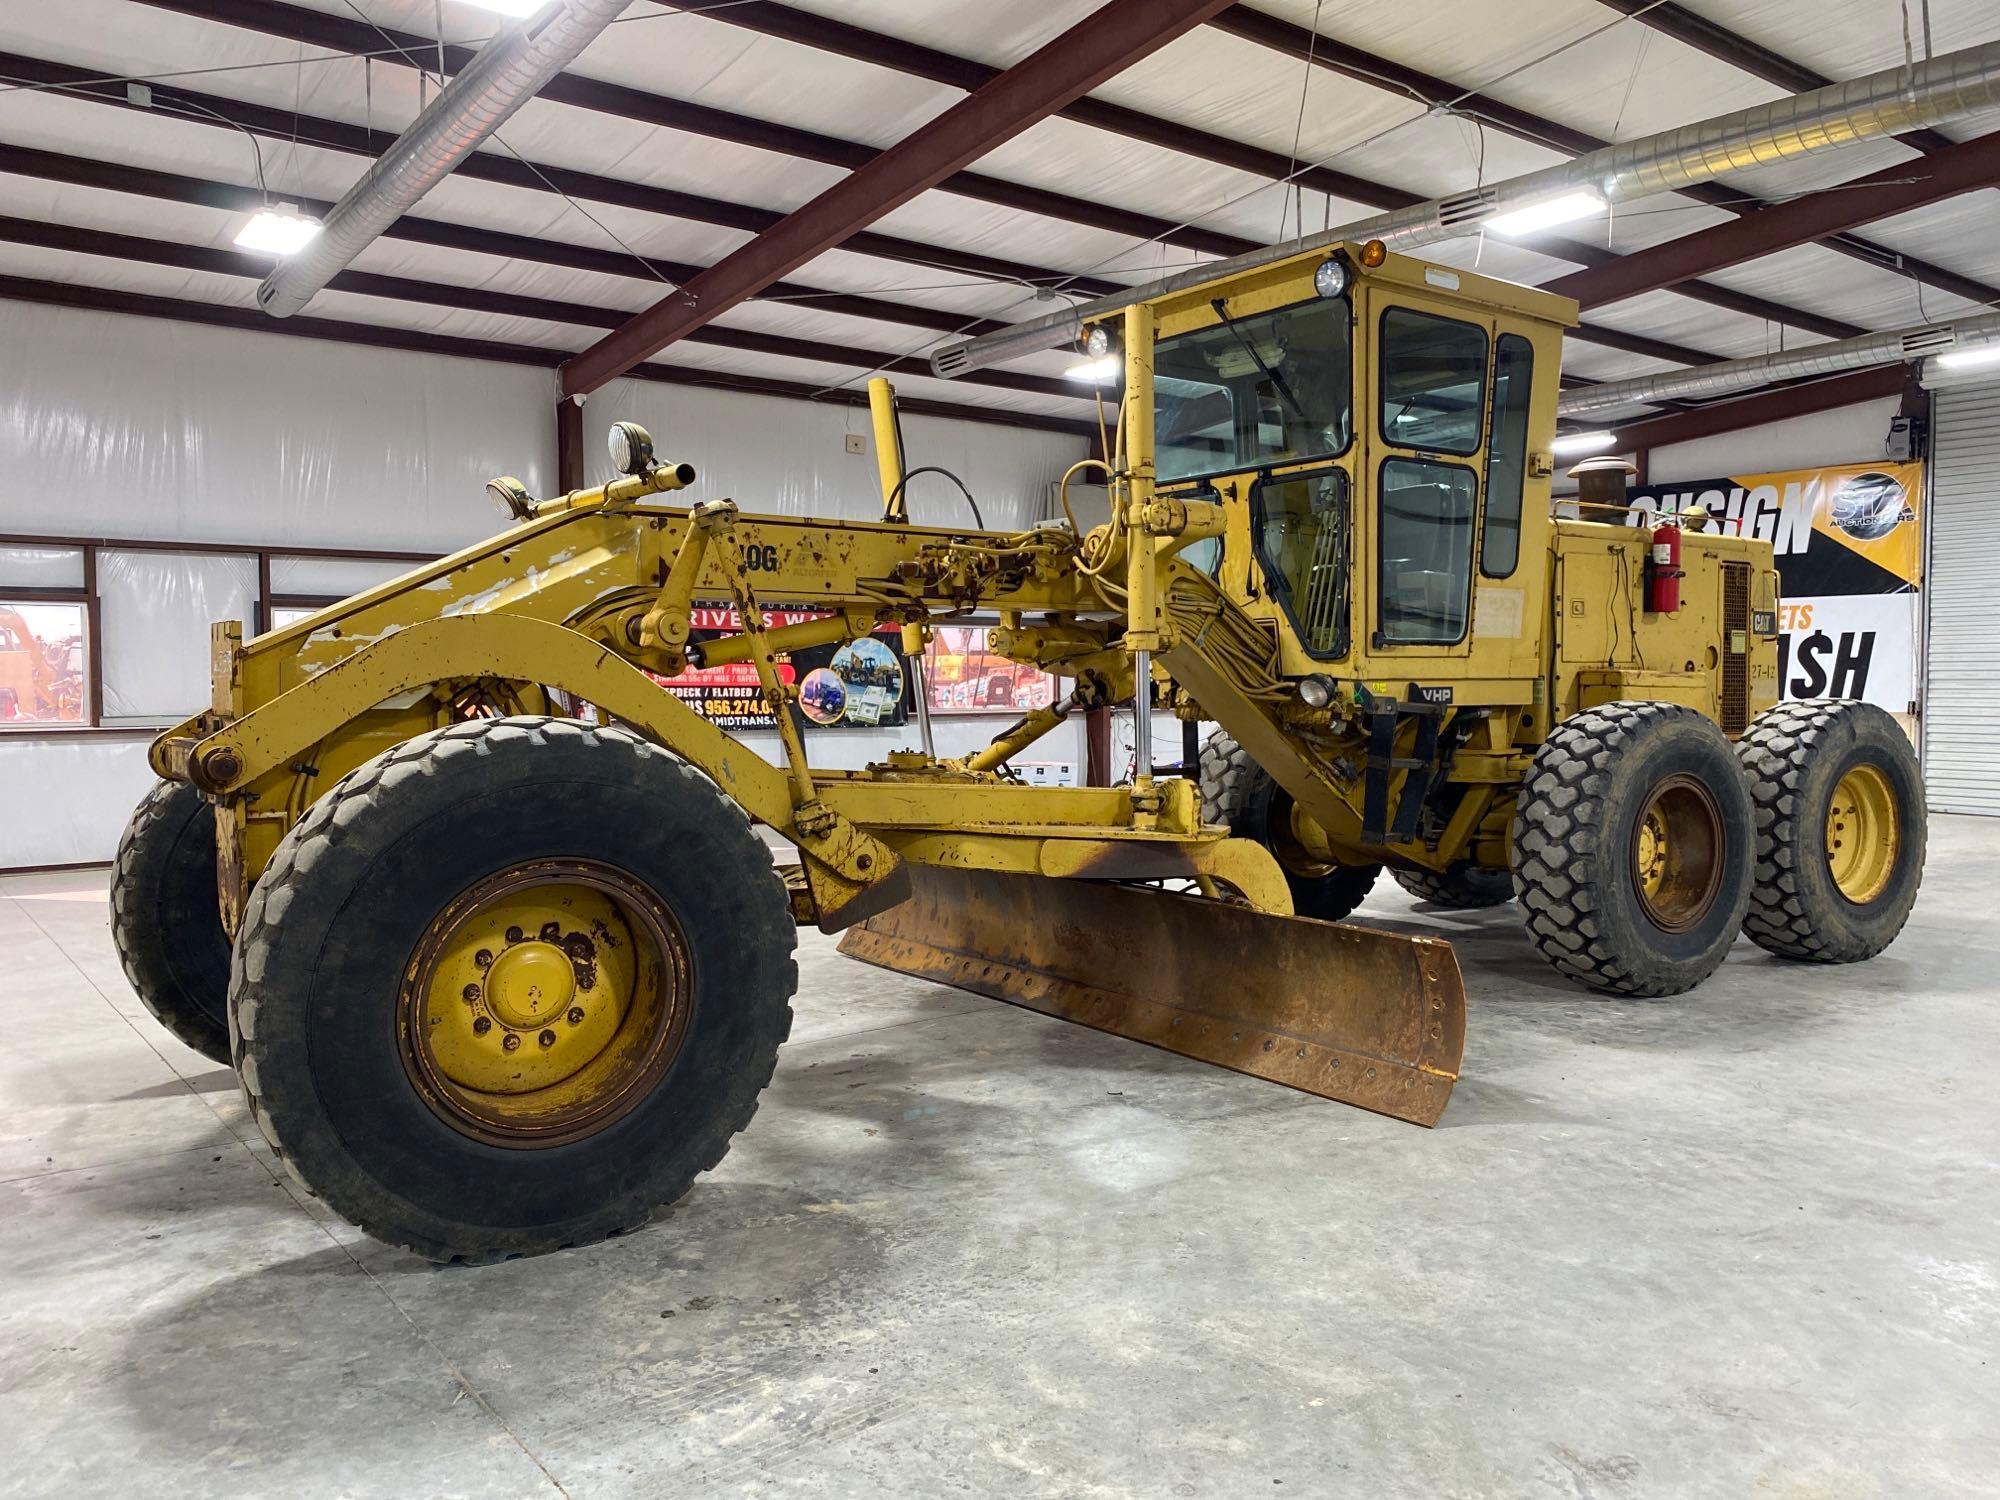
[844,433,865,455]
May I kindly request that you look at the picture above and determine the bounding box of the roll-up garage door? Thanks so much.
[1926,379,2000,814]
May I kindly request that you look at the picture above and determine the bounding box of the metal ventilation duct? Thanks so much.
[1556,311,2000,419]
[931,40,2000,379]
[258,0,630,319]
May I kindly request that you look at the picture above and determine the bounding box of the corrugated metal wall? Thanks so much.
[1925,378,2000,815]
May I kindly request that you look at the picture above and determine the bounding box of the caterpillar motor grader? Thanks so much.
[113,239,1925,1261]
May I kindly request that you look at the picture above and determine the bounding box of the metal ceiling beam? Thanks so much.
[117,3,1859,349]
[0,50,1126,298]
[0,273,1099,439]
[0,213,1084,401]
[556,0,1242,396]
[1216,3,2000,320]
[700,1,1865,344]
[1604,366,1910,450]
[0,142,1016,341]
[0,135,1713,376]
[1544,132,2000,310]
[133,0,1254,260]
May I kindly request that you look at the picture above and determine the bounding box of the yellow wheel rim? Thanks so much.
[400,859,691,1149]
[1826,763,1900,905]
[1630,773,1725,932]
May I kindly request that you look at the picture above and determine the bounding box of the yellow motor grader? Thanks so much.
[113,240,1925,1261]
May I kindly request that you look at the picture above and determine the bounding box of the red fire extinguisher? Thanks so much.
[1645,519,1682,613]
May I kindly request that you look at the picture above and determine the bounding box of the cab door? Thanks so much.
[1362,293,1494,664]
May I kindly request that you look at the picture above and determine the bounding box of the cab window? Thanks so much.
[1482,334,1533,578]
[1379,308,1486,455]
[1154,297,1352,483]
[1251,467,1350,658]
[1378,459,1477,644]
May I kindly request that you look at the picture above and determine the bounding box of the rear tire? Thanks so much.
[1737,700,1925,962]
[1201,730,1379,921]
[1392,863,1513,909]
[1513,702,1753,997]
[230,716,797,1262]
[111,780,232,1064]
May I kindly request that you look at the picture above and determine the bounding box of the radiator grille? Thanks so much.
[1721,562,1751,734]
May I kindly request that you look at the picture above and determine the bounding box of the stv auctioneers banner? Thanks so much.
[1622,463,1923,714]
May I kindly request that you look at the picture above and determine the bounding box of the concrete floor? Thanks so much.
[2,819,1996,1499]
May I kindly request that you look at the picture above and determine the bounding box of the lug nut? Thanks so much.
[472,1016,492,1036]
[540,921,563,941]
[505,926,525,944]
[566,1007,586,1025]
[539,1029,557,1048]
[502,1033,521,1052]
[462,983,481,1001]
[474,949,493,968]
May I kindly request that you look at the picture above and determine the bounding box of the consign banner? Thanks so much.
[1622,463,1922,714]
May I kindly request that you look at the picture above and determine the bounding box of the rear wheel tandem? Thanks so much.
[1391,863,1514,909]
[1736,700,1926,962]
[230,716,798,1262]
[111,779,233,1064]
[1201,730,1380,922]
[1512,701,1754,997]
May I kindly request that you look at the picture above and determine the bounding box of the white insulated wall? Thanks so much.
[1644,397,1903,483]
[0,302,1088,867]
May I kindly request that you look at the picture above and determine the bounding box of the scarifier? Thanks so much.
[112,241,1925,1261]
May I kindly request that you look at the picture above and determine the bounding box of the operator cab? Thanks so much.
[1140,240,1574,687]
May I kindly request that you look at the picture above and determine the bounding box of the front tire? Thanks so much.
[111,780,232,1064]
[1201,730,1379,921]
[1513,702,1753,997]
[231,716,797,1262]
[1737,701,1925,962]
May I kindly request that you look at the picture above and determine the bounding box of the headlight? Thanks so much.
[485,477,534,520]
[1313,257,1350,299]
[1085,325,1112,359]
[607,420,655,477]
[1298,674,1336,709]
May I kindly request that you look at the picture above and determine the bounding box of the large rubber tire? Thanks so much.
[1737,700,1926,962]
[1200,730,1379,922]
[1391,863,1513,909]
[111,779,233,1064]
[230,716,798,1262]
[1513,701,1753,997]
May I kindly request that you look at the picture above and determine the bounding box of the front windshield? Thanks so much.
[1154,297,1352,483]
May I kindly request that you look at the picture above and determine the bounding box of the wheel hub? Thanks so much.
[483,941,578,1030]
[1826,762,1899,905]
[1629,773,1725,933]
[400,860,691,1147]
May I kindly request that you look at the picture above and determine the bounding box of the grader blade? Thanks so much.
[838,868,1466,1126]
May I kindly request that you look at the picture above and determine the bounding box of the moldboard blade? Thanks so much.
[837,867,1465,1126]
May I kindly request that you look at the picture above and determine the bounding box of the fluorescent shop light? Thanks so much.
[1063,356,1121,384]
[1936,343,2000,370]
[1551,429,1620,456]
[1485,191,1607,237]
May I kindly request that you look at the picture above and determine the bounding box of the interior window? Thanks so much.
[1378,459,1477,644]
[1154,298,1352,482]
[0,600,88,727]
[1379,308,1488,456]
[1482,334,1533,578]
[1252,468,1350,658]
